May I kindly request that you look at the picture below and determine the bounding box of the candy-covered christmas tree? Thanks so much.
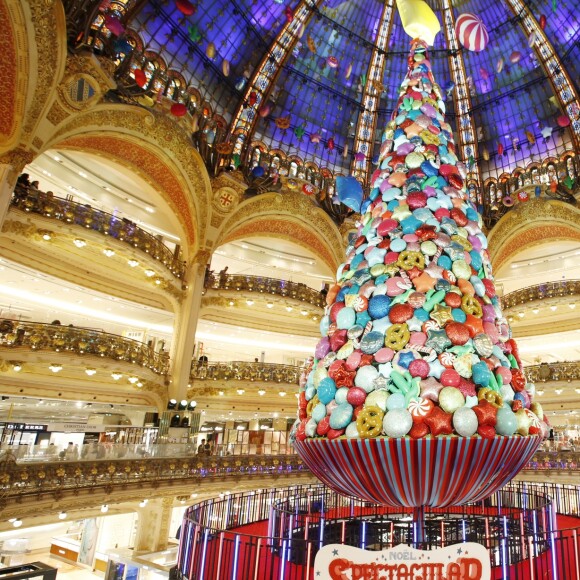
[293,31,545,528]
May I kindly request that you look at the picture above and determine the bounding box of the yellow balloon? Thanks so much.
[395,0,441,46]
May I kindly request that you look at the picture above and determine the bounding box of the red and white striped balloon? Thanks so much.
[455,13,489,52]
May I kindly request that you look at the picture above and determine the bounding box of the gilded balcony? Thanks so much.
[0,319,168,408]
[9,186,186,279]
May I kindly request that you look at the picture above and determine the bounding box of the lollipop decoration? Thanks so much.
[293,0,544,534]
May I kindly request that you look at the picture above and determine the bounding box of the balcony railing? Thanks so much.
[524,361,580,382]
[10,186,186,279]
[190,361,301,384]
[204,274,325,308]
[0,319,169,375]
[0,453,306,502]
[501,280,580,310]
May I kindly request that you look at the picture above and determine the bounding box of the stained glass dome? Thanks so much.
[75,0,580,222]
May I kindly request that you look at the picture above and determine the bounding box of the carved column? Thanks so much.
[0,148,34,230]
[133,497,174,553]
[169,249,211,402]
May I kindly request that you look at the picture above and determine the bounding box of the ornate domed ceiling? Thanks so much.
[79,0,579,189]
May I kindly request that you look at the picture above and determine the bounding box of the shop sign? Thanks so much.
[4,423,46,431]
[315,543,490,580]
[47,423,106,433]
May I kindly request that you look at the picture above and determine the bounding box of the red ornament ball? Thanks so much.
[440,368,461,387]
[409,358,430,379]
[446,322,470,345]
[346,387,367,407]
[389,303,414,323]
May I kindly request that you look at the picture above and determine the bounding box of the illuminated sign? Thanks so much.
[315,543,491,580]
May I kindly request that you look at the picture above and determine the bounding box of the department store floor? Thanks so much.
[11,550,100,580]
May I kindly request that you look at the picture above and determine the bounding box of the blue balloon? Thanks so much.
[336,175,363,212]
[252,166,265,178]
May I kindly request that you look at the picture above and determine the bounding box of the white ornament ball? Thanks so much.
[383,409,413,438]
[366,389,389,412]
[452,407,478,437]
[345,421,359,438]
[355,365,379,393]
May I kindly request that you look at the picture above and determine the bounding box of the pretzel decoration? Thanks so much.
[356,406,384,438]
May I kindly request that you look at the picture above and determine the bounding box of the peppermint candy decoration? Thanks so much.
[408,397,434,421]
[455,13,489,52]
[439,351,456,368]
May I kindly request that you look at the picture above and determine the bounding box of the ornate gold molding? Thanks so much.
[44,105,213,252]
[488,200,580,274]
[217,191,343,274]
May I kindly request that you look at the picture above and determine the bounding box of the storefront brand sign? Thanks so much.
[315,543,490,580]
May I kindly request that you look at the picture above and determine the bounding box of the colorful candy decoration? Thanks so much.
[498,143,504,156]
[176,0,196,16]
[327,137,335,151]
[539,14,547,30]
[275,116,290,129]
[517,190,529,203]
[327,56,339,68]
[307,35,317,53]
[205,42,216,59]
[187,24,202,43]
[510,51,522,64]
[133,69,147,88]
[293,37,545,457]
[345,62,353,79]
[336,175,363,212]
[170,103,187,117]
[541,126,553,139]
[496,57,504,73]
[222,60,230,77]
[103,14,125,36]
[525,130,535,145]
[354,151,365,162]
[294,125,305,139]
[310,132,322,144]
[284,5,294,22]
[557,114,571,127]
[455,13,489,52]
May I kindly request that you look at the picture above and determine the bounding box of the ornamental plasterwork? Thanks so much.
[488,199,580,273]
[46,105,212,248]
[217,191,343,272]
[21,0,67,142]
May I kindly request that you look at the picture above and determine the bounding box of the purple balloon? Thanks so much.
[315,337,331,360]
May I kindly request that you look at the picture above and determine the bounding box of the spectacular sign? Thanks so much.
[315,543,491,580]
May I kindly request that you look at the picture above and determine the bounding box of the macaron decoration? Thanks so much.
[294,39,547,445]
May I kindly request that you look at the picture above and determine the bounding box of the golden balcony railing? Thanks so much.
[0,453,307,505]
[10,186,186,279]
[191,361,301,384]
[205,274,325,308]
[501,280,580,310]
[524,361,580,383]
[0,319,169,375]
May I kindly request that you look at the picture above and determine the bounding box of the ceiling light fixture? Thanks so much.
[555,389,563,395]
[246,299,254,306]
[550,305,558,312]
[569,303,576,309]
[144,269,155,277]
[41,231,52,241]
[285,306,293,312]
[532,308,539,314]
[73,238,87,248]
[228,300,235,306]
[101,505,109,513]
[111,372,122,380]
[12,362,22,372]
[266,302,274,308]
[103,249,115,257]
[258,389,266,396]
[237,388,245,395]
[128,376,139,384]
[49,363,63,373]
[13,519,22,528]
[59,512,67,520]
[154,278,162,285]
[279,391,287,397]
[85,368,97,376]
[128,259,139,267]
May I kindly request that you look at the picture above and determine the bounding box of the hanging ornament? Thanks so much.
[541,126,553,139]
[496,57,504,73]
[539,15,547,30]
[335,175,363,212]
[103,14,125,36]
[482,147,490,161]
[285,5,294,22]
[345,62,353,80]
[479,67,489,81]
[187,25,202,43]
[205,42,216,59]
[525,130,536,145]
[310,132,322,144]
[275,116,291,129]
[171,103,187,117]
[222,60,230,77]
[354,151,365,162]
[557,115,570,127]
[517,190,530,203]
[327,137,335,151]
[455,13,489,52]
[133,69,147,87]
[258,102,272,117]
[342,142,349,158]
[327,56,339,69]
[497,143,504,156]
[307,35,317,53]
[294,125,306,139]
[510,51,521,64]
[176,0,196,16]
